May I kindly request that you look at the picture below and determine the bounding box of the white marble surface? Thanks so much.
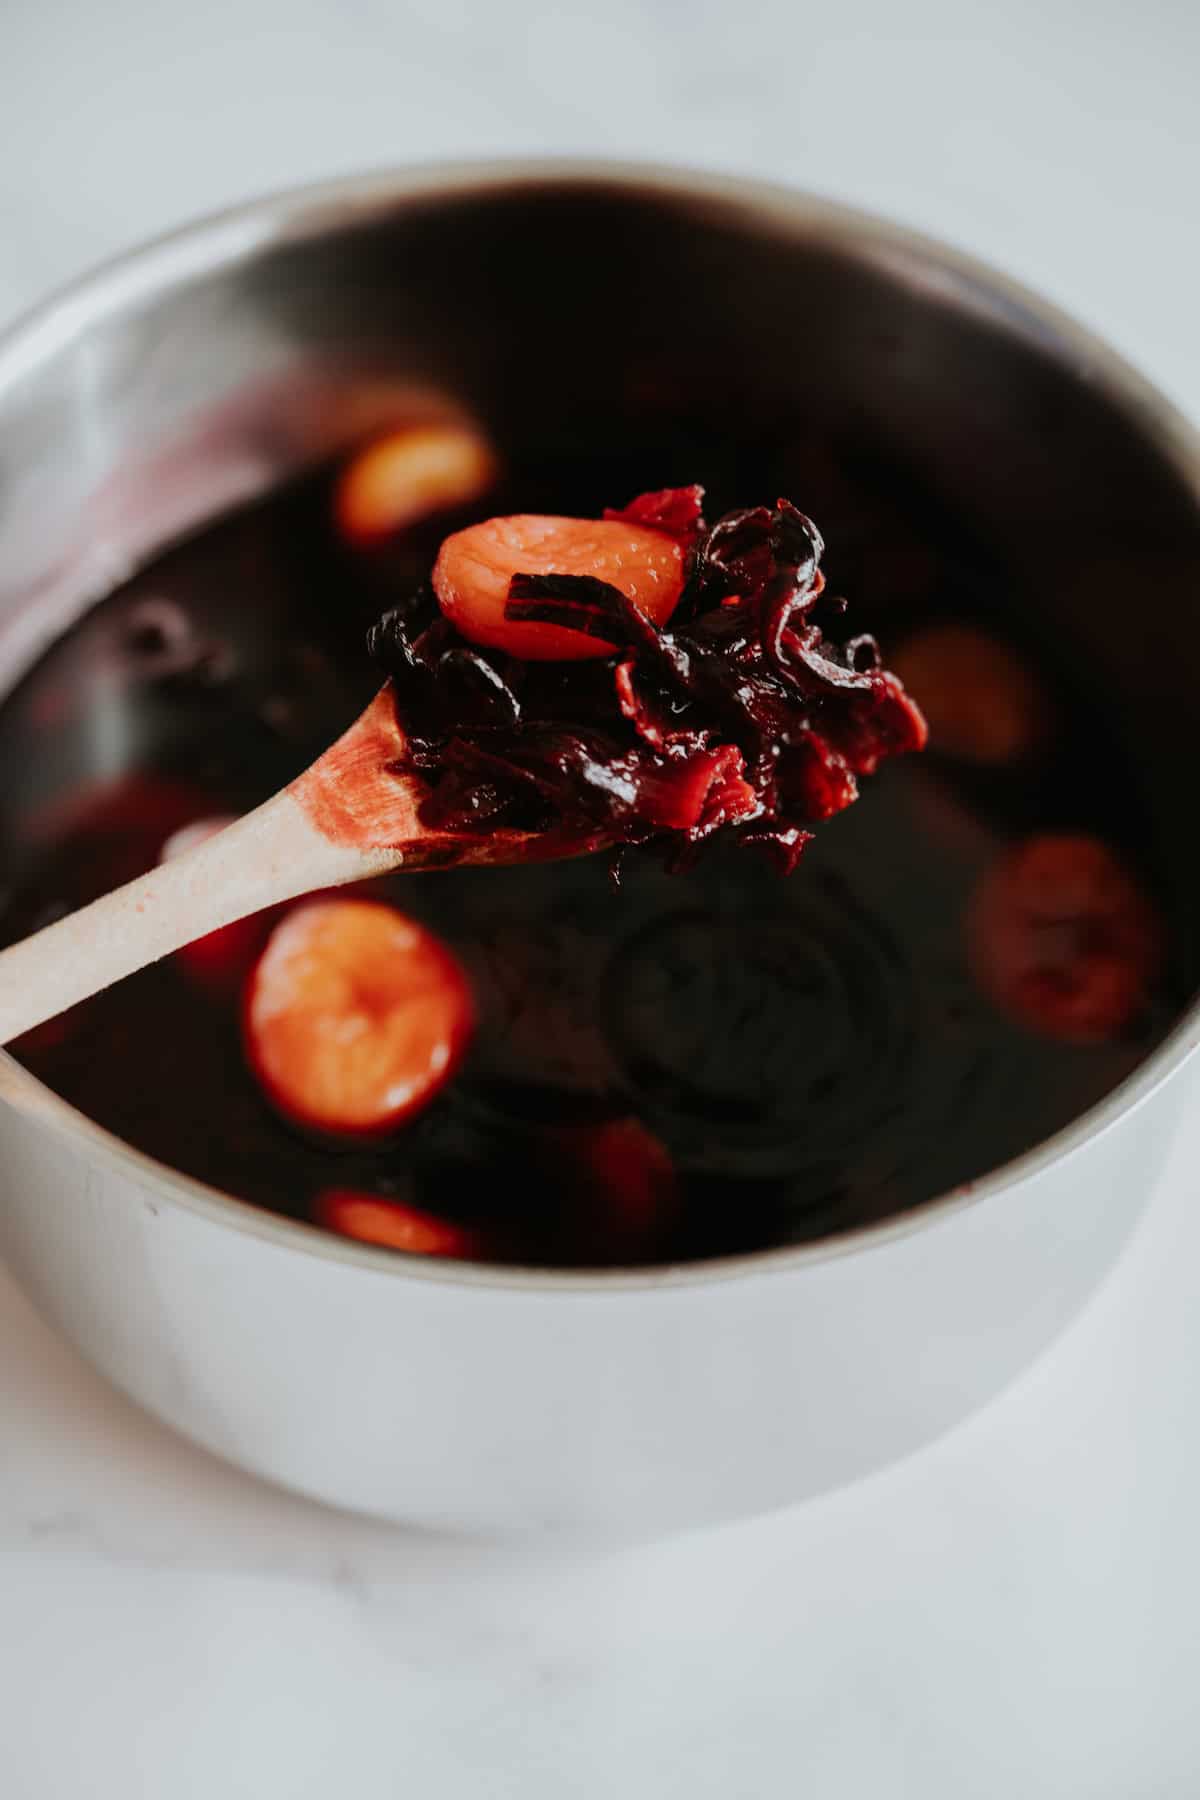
[2,2,1200,1793]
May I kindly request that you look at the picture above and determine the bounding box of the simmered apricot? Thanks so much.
[244,899,474,1137]
[432,513,686,660]
[334,423,496,545]
[969,834,1162,1043]
[565,1115,678,1259]
[315,1188,481,1258]
[891,624,1047,765]
[522,1116,679,1262]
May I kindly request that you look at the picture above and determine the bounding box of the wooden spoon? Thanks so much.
[0,687,602,1045]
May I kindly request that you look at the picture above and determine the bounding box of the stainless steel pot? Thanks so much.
[0,163,1197,1537]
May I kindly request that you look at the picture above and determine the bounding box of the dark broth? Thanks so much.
[0,444,1182,1265]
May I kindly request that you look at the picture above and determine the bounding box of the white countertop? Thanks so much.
[3,3,1200,1793]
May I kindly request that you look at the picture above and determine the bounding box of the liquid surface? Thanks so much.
[0,449,1184,1266]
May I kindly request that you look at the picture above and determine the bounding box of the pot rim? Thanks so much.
[1,155,1197,1294]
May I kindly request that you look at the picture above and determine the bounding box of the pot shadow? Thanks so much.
[0,1259,724,1683]
[0,1262,600,1590]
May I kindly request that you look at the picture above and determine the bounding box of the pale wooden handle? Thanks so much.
[0,789,395,1044]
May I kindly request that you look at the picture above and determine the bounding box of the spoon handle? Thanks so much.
[0,790,391,1045]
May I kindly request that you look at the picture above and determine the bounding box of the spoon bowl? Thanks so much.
[0,683,600,1045]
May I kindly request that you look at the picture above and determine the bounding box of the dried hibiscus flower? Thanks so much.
[366,487,926,871]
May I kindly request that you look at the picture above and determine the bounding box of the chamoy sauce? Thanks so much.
[0,440,1183,1266]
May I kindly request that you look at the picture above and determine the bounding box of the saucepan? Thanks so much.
[0,162,1197,1537]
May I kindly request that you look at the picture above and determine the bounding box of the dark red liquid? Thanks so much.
[0,447,1185,1265]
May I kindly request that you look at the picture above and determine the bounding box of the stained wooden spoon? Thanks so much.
[0,687,602,1046]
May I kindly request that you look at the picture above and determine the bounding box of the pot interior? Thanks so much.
[0,170,1197,1265]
